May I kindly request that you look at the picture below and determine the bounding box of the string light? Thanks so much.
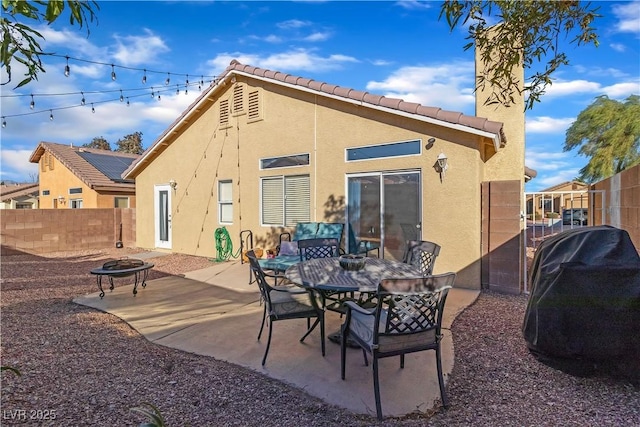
[165,72,171,86]
[49,110,53,121]
[81,92,86,105]
[120,90,124,102]
[91,103,95,113]
[151,87,155,98]
[2,117,6,128]
[176,85,179,95]
[64,56,70,77]
[142,69,147,84]
[126,97,130,107]
[30,95,35,109]
[111,64,117,81]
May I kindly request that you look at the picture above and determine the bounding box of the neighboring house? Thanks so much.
[0,183,39,209]
[527,180,589,219]
[29,142,138,209]
[124,53,528,291]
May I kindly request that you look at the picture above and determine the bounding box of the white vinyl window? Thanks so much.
[218,180,233,224]
[261,175,310,226]
[70,199,83,209]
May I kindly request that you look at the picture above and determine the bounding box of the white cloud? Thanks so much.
[303,32,332,42]
[610,43,626,53]
[206,49,358,75]
[543,79,601,97]
[263,34,283,43]
[612,1,640,33]
[602,81,640,98]
[365,62,476,111]
[112,29,170,66]
[277,19,312,30]
[526,117,575,134]
[0,149,39,181]
[394,1,433,10]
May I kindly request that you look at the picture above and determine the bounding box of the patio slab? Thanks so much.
[74,258,479,419]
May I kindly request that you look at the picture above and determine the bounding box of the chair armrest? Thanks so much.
[271,286,307,295]
[343,300,375,316]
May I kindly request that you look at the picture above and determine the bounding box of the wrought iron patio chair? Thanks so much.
[340,273,456,420]
[297,238,352,313]
[402,240,441,276]
[246,250,325,366]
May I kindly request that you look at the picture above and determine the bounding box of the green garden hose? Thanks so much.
[214,227,241,262]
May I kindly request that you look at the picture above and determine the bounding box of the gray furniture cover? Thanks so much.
[523,225,640,360]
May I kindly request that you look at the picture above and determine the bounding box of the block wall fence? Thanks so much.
[1,208,135,254]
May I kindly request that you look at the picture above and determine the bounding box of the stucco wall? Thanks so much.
[0,208,135,254]
[133,76,526,289]
[592,164,640,249]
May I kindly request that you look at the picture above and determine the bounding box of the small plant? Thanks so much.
[130,402,166,427]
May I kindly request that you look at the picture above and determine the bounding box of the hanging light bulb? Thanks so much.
[126,97,130,107]
[151,87,155,98]
[142,69,147,84]
[49,110,54,121]
[111,64,116,81]
[119,90,124,102]
[186,75,189,86]
[165,72,171,85]
[176,84,179,95]
[185,87,188,95]
[30,95,35,110]
[64,56,70,77]
[81,91,86,105]
[157,94,161,101]
[199,76,204,91]
[91,103,95,113]
[2,117,6,128]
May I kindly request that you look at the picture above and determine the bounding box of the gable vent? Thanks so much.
[232,84,244,114]
[219,99,230,127]
[247,89,262,122]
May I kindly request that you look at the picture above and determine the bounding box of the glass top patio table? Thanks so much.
[284,257,422,293]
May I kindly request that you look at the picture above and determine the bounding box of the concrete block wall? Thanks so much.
[592,164,640,250]
[1,208,136,254]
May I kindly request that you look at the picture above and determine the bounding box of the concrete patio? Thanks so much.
[74,256,479,419]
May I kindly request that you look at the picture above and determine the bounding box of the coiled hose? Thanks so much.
[214,227,241,262]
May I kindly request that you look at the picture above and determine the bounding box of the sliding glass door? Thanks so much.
[347,171,421,260]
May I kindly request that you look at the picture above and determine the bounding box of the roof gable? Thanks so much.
[29,142,138,190]
[125,59,507,179]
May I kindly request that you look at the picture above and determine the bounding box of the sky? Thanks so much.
[1,0,639,192]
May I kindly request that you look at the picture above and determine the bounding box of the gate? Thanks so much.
[523,189,606,293]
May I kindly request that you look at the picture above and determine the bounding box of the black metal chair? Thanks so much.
[246,250,325,365]
[297,238,352,313]
[402,240,441,276]
[340,273,456,420]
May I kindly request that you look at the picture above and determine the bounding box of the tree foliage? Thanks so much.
[564,95,640,183]
[116,132,144,154]
[1,0,99,88]
[440,1,601,110]
[83,136,111,150]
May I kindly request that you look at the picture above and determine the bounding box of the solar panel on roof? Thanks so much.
[77,151,136,183]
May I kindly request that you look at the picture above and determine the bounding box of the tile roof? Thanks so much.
[0,183,39,202]
[29,142,138,192]
[124,59,508,179]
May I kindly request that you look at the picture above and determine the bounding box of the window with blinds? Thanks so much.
[218,180,233,224]
[261,175,310,226]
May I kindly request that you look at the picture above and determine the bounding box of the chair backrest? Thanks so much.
[293,222,319,241]
[298,238,340,261]
[375,273,455,341]
[402,240,441,276]
[246,250,274,306]
[316,223,344,247]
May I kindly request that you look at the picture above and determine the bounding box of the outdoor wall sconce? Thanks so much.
[169,179,177,190]
[434,152,448,182]
[425,137,436,149]
[57,195,66,204]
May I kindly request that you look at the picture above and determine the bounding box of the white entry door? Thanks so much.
[154,184,172,249]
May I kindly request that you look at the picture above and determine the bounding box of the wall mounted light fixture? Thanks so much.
[434,152,448,182]
[169,179,177,190]
[57,195,66,204]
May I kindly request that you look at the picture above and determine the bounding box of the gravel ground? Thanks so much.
[1,247,639,426]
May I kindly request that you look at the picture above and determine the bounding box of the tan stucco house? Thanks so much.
[29,142,138,209]
[124,58,527,291]
[0,183,39,209]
